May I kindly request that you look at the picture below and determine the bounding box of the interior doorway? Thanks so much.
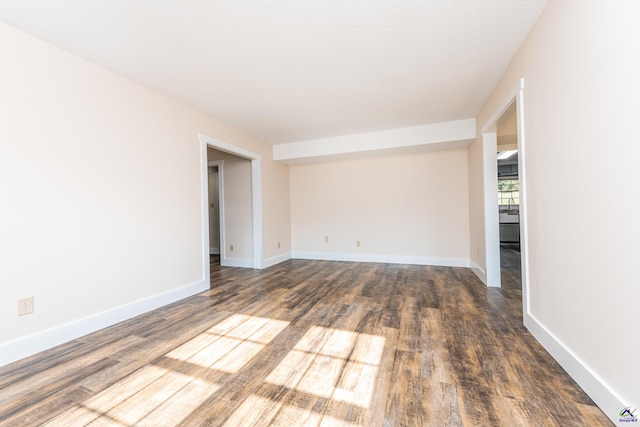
[207,162,223,257]
[199,133,263,283]
[481,78,530,316]
[496,103,522,290]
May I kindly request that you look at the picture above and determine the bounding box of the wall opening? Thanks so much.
[199,134,263,282]
[480,78,530,316]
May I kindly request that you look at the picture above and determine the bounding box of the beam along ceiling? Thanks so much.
[0,1,548,145]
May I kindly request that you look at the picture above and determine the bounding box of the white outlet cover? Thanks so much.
[18,297,34,316]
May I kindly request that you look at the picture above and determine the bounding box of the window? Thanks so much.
[498,179,519,207]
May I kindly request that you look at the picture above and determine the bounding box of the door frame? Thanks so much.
[207,160,224,257]
[481,78,530,314]
[199,134,263,279]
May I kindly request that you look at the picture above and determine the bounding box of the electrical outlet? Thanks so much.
[356,240,361,247]
[18,297,34,316]
[324,236,329,243]
[230,244,234,252]
[277,241,281,249]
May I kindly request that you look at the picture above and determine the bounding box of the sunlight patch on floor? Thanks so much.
[166,313,290,373]
[42,365,218,426]
[223,394,362,427]
[265,326,385,408]
[41,314,290,426]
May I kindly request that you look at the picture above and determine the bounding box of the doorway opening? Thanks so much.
[481,78,530,316]
[207,161,223,265]
[496,103,522,291]
[199,134,263,283]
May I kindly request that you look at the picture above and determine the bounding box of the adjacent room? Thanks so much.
[1,1,638,425]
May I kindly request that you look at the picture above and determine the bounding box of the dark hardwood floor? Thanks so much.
[0,254,611,426]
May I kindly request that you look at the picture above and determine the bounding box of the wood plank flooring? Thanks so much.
[0,252,611,426]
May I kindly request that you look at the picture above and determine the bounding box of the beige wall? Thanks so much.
[469,0,640,414]
[291,150,470,264]
[0,22,290,358]
[207,148,253,262]
[263,153,292,261]
[4,3,637,416]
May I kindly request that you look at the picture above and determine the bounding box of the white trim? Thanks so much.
[482,130,501,287]
[220,258,254,268]
[0,279,208,367]
[292,252,469,267]
[200,141,212,282]
[470,259,487,283]
[262,252,292,269]
[515,84,531,314]
[524,313,626,426]
[203,135,263,162]
[199,133,263,270]
[209,248,220,255]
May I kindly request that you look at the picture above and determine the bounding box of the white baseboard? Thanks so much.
[263,252,292,269]
[0,279,209,367]
[470,259,487,284]
[524,312,627,426]
[209,247,220,255]
[221,258,254,268]
[291,251,470,268]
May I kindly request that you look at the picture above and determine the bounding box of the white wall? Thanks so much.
[0,22,291,365]
[207,148,253,264]
[291,150,470,266]
[469,0,640,421]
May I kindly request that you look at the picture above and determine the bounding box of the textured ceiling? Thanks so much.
[0,1,547,144]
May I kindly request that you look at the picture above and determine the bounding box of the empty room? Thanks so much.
[1,1,638,426]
